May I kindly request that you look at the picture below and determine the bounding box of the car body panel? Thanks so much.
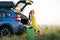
[0,9,24,33]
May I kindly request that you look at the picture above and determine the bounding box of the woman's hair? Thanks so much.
[29,10,32,20]
[29,10,35,20]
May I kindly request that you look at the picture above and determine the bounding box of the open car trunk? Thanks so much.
[14,12,29,25]
[0,0,33,25]
[14,0,33,25]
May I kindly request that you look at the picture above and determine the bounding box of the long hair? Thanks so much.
[29,10,35,20]
[29,10,32,20]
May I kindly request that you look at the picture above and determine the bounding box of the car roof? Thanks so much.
[0,1,14,8]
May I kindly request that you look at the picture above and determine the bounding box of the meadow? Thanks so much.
[0,25,60,40]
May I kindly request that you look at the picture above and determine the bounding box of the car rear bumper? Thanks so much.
[14,25,25,34]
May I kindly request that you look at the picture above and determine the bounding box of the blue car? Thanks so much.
[0,1,33,37]
[0,9,25,37]
[0,1,24,37]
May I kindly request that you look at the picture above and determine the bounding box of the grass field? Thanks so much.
[0,25,60,40]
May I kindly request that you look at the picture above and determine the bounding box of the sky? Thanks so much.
[0,0,60,25]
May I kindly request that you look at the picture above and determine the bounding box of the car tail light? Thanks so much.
[14,17,21,22]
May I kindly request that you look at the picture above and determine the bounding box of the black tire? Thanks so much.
[16,26,27,35]
[24,26,27,33]
[0,25,13,37]
[16,28,25,35]
[19,26,27,34]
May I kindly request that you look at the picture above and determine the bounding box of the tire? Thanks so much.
[24,26,27,33]
[16,26,27,35]
[19,26,27,34]
[17,28,25,35]
[0,25,13,37]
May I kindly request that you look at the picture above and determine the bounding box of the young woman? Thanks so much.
[29,10,41,34]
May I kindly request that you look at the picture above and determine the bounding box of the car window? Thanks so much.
[17,3,25,10]
[6,13,11,17]
[0,13,2,17]
[14,3,25,12]
[0,13,5,17]
[3,13,6,17]
[0,12,11,18]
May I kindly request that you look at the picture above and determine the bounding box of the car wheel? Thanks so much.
[24,26,27,33]
[20,26,27,35]
[17,28,25,35]
[0,25,13,37]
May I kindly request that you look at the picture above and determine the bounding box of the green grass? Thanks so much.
[0,34,26,40]
[0,26,60,40]
[35,26,60,40]
[36,32,60,40]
